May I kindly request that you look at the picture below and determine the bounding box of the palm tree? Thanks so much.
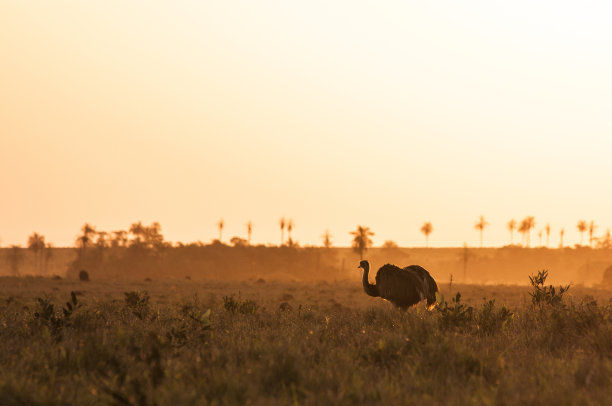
[279,217,286,246]
[577,220,587,246]
[518,216,535,247]
[27,232,46,273]
[559,228,565,248]
[321,230,332,248]
[287,219,294,243]
[538,230,543,246]
[77,223,96,249]
[527,216,536,247]
[420,222,433,247]
[474,216,488,247]
[545,224,551,247]
[246,221,253,246]
[588,221,597,247]
[507,219,516,245]
[350,225,374,260]
[217,219,224,242]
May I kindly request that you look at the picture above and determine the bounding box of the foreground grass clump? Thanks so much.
[0,275,610,405]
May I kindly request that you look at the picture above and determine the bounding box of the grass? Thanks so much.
[0,274,610,405]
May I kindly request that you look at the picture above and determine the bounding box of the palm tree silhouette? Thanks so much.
[420,222,433,247]
[217,219,224,242]
[77,223,96,250]
[474,216,488,247]
[279,217,286,246]
[577,220,587,246]
[246,221,253,246]
[559,228,565,248]
[350,225,374,260]
[518,216,535,247]
[588,221,597,247]
[287,219,294,244]
[321,229,332,248]
[527,216,536,247]
[545,224,551,247]
[507,219,516,245]
[538,230,543,246]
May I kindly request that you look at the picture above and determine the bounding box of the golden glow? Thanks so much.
[1,1,611,247]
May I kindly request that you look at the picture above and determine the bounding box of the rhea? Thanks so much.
[358,260,438,309]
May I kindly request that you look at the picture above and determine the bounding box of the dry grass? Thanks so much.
[0,276,611,405]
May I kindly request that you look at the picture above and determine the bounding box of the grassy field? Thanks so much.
[1,275,611,405]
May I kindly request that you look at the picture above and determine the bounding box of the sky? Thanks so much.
[1,1,611,248]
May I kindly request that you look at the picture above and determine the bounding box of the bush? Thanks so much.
[78,270,90,281]
[223,295,258,314]
[529,270,569,307]
[436,292,474,331]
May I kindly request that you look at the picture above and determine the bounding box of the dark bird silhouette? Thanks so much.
[358,260,438,309]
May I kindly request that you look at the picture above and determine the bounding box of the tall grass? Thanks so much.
[0,273,610,405]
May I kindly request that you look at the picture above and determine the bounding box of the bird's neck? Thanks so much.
[362,264,379,297]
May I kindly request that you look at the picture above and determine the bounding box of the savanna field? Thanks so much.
[1,274,611,405]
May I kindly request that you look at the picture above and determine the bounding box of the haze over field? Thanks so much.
[1,1,611,247]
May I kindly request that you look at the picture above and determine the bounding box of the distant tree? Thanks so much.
[76,223,96,250]
[128,222,165,250]
[507,219,516,245]
[321,229,333,248]
[27,232,46,273]
[420,222,433,247]
[217,219,224,242]
[588,221,597,248]
[527,216,536,246]
[111,230,128,248]
[95,231,109,248]
[44,243,53,274]
[474,216,488,247]
[559,228,565,248]
[287,219,294,243]
[350,225,374,260]
[246,221,253,246]
[381,240,398,249]
[518,216,535,247]
[279,217,286,246]
[230,236,247,247]
[545,224,551,247]
[8,245,24,276]
[143,222,165,250]
[576,220,587,246]
[596,229,612,249]
[538,230,543,246]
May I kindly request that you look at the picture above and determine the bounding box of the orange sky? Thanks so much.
[1,1,611,248]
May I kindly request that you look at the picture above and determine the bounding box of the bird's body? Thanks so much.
[359,261,438,309]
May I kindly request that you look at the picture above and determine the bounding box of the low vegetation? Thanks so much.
[0,272,610,405]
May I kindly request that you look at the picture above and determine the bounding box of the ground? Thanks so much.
[0,276,611,405]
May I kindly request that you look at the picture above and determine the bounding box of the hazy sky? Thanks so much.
[1,1,611,248]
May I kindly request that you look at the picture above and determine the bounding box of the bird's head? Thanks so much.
[357,260,369,270]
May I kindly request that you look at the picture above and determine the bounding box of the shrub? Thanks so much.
[529,270,569,307]
[79,270,90,281]
[223,295,258,314]
[124,291,150,319]
[436,292,474,331]
[476,299,513,335]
